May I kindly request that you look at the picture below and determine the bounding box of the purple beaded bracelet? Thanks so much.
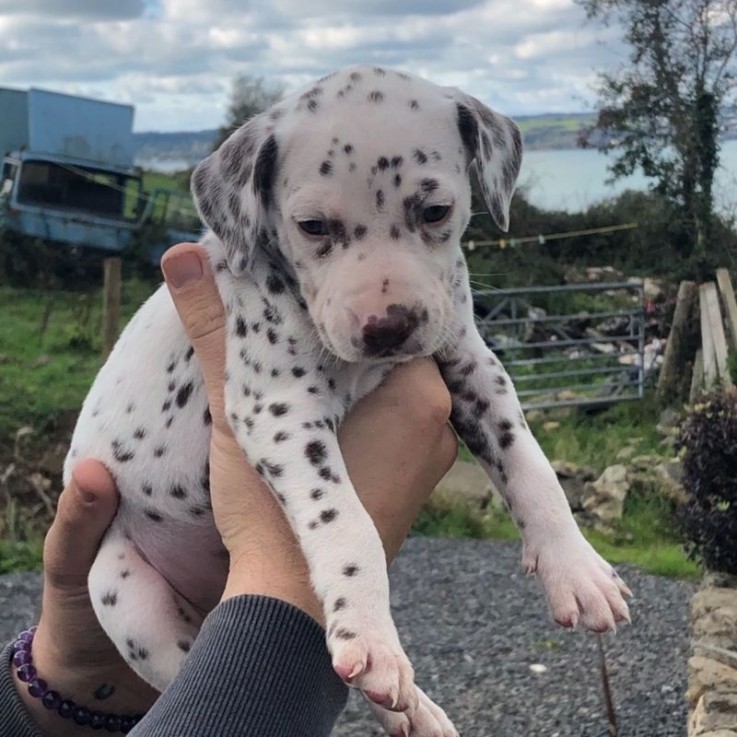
[11,627,146,733]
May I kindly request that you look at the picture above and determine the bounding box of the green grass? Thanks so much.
[529,395,667,471]
[449,396,698,580]
[413,482,699,580]
[0,280,155,438]
[0,538,43,574]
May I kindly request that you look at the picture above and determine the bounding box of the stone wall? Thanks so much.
[688,574,737,736]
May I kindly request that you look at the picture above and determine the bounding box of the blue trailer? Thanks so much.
[0,87,200,263]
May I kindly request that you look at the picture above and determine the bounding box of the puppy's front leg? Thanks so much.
[219,305,418,714]
[439,274,631,631]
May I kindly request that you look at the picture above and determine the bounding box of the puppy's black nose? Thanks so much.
[362,304,417,355]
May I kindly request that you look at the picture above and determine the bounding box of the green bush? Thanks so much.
[677,389,737,575]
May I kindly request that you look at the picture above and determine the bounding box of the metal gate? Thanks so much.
[472,281,645,410]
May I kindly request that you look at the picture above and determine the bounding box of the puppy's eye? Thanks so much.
[298,220,329,236]
[422,205,450,224]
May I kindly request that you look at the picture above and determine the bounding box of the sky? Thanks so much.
[0,0,625,132]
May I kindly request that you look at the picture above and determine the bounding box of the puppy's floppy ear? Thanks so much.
[449,91,522,232]
[191,113,279,275]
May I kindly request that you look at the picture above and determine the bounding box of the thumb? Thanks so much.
[43,459,119,589]
[161,243,228,425]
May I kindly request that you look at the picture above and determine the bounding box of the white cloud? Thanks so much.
[0,0,624,131]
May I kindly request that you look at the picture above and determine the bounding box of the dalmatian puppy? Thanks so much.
[65,65,631,736]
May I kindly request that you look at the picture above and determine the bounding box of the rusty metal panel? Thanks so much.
[0,87,29,156]
[26,89,134,167]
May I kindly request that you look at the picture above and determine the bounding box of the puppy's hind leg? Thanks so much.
[89,526,203,692]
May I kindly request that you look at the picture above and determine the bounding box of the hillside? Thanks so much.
[132,113,596,169]
[514,112,595,150]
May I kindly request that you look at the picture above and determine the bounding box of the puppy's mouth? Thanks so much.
[352,335,426,361]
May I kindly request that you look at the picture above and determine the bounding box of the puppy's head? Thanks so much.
[192,66,522,362]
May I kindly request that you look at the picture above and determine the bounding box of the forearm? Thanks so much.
[130,596,348,737]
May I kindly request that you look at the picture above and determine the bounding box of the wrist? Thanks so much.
[221,550,324,626]
[11,626,156,736]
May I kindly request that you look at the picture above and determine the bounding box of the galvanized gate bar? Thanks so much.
[472,281,645,411]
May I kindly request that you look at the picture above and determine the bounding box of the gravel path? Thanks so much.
[0,538,694,737]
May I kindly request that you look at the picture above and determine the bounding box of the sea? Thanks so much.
[136,138,737,215]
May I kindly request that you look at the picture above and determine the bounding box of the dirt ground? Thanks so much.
[1,410,78,540]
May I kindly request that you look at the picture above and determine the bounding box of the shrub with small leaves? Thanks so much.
[676,389,737,575]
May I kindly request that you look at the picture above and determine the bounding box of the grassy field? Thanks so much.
[0,278,698,580]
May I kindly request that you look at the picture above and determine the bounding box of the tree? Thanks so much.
[577,0,737,268]
[213,75,286,151]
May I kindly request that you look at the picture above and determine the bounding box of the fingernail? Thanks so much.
[164,252,204,288]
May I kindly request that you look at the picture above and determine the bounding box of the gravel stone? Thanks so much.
[0,538,694,736]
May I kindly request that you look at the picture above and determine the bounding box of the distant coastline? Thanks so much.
[132,112,737,170]
[133,113,597,170]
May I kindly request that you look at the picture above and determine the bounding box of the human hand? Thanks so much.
[12,461,158,737]
[161,243,458,625]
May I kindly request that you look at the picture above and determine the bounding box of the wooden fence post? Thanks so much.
[656,281,698,404]
[716,268,737,353]
[102,257,122,360]
[699,281,732,390]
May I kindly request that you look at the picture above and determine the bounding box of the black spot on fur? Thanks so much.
[310,488,325,500]
[145,509,163,522]
[266,274,285,294]
[306,440,328,466]
[101,592,117,606]
[112,440,134,463]
[170,485,187,500]
[343,564,359,577]
[457,103,479,159]
[320,509,339,523]
[376,190,385,211]
[253,135,279,209]
[390,224,401,239]
[269,403,289,417]
[177,641,191,653]
[333,597,347,611]
[176,382,194,408]
[320,160,333,176]
[368,90,384,103]
[354,224,367,240]
[292,367,306,378]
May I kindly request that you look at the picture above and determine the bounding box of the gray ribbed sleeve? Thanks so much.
[0,640,43,737]
[1,596,348,737]
[130,595,348,736]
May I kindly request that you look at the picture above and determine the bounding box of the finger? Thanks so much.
[161,244,228,419]
[43,459,119,589]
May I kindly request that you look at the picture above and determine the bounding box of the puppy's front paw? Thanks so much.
[368,686,459,737]
[524,533,632,632]
[328,616,418,713]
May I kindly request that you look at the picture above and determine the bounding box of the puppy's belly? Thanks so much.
[121,504,228,614]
